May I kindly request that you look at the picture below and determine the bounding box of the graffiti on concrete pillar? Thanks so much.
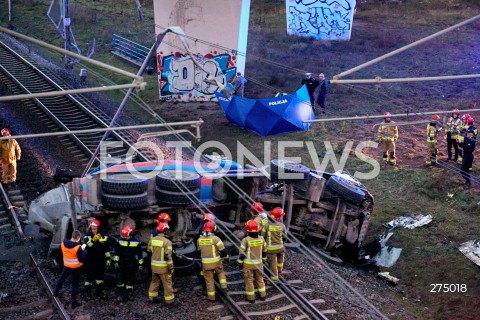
[286,0,356,40]
[153,0,250,101]
[157,51,237,102]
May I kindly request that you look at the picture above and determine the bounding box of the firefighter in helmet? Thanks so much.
[377,112,398,165]
[238,220,267,303]
[425,114,442,166]
[83,219,110,300]
[457,114,471,164]
[0,128,21,188]
[113,226,143,302]
[261,207,286,282]
[148,222,176,307]
[197,221,228,302]
[461,129,475,186]
[445,108,461,161]
[152,212,172,236]
[251,202,268,231]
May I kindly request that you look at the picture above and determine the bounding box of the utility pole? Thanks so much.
[63,0,73,69]
[7,0,13,29]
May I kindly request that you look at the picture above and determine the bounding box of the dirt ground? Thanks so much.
[1,1,480,319]
[149,4,480,320]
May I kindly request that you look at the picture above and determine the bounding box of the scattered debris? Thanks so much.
[378,272,400,285]
[0,292,9,303]
[374,246,402,268]
[458,240,480,267]
[384,213,433,229]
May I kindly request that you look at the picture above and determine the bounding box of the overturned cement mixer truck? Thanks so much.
[28,159,374,270]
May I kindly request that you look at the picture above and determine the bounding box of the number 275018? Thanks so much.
[430,284,467,293]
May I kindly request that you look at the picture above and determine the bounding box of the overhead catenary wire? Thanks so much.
[77,63,388,319]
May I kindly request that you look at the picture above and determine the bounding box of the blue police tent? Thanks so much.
[215,84,314,136]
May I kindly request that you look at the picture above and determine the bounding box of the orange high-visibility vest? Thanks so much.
[61,242,83,268]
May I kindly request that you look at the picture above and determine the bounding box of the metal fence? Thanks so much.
[112,34,149,64]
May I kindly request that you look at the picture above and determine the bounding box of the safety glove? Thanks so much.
[113,256,120,270]
[106,259,112,268]
[223,255,231,265]
[93,234,102,242]
[138,259,144,271]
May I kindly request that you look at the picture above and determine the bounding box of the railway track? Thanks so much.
[0,37,386,320]
[0,40,153,167]
[214,266,334,320]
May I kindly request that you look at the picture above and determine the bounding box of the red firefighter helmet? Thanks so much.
[467,117,474,125]
[89,219,101,228]
[431,114,440,121]
[251,202,264,215]
[157,212,171,223]
[452,108,460,115]
[157,222,170,233]
[1,128,10,136]
[202,213,216,222]
[271,207,285,221]
[203,221,215,233]
[462,113,471,120]
[121,226,134,238]
[245,220,259,233]
[383,112,391,117]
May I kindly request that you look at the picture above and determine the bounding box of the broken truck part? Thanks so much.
[28,159,374,265]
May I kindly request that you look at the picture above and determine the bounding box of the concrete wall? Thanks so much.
[153,0,251,102]
[286,0,356,40]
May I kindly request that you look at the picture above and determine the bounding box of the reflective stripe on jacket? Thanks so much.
[261,221,285,252]
[148,235,173,273]
[197,235,224,266]
[61,242,83,268]
[0,139,21,164]
[377,122,398,141]
[239,236,267,267]
[447,117,461,136]
[426,124,438,142]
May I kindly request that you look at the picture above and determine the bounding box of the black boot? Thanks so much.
[117,287,127,302]
[96,283,106,299]
[84,285,93,301]
[126,288,134,301]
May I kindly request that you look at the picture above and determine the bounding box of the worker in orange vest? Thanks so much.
[53,230,87,309]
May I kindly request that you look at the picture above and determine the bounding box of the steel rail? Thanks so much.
[215,281,251,320]
[0,121,204,140]
[0,183,26,240]
[0,41,145,161]
[30,254,71,320]
[0,26,142,81]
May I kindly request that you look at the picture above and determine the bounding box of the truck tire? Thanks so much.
[101,174,148,195]
[270,159,310,180]
[155,187,200,205]
[155,170,201,191]
[326,175,366,205]
[102,192,148,210]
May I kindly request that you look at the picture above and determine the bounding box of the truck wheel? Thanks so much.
[102,192,148,210]
[155,187,200,205]
[155,170,201,191]
[326,175,366,205]
[101,174,148,195]
[270,159,310,180]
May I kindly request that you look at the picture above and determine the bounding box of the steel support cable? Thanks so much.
[434,160,480,186]
[83,66,387,319]
[83,62,387,319]
[166,179,313,320]
[304,108,480,123]
[335,83,415,113]
[333,14,480,80]
[154,24,309,76]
